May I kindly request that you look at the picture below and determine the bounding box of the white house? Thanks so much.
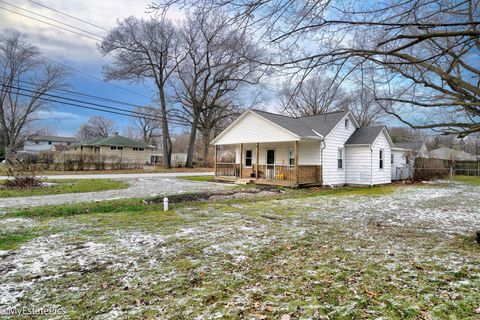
[211,109,395,187]
[391,141,429,180]
[22,135,78,154]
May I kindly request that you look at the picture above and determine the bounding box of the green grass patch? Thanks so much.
[177,175,214,182]
[454,175,480,186]
[4,198,157,219]
[0,229,39,250]
[0,179,129,198]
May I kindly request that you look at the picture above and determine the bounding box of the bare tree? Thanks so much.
[279,76,348,117]
[76,116,117,141]
[152,0,480,137]
[0,33,67,163]
[127,106,162,144]
[99,16,177,168]
[173,10,263,167]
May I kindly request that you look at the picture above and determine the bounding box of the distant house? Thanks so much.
[74,133,154,164]
[22,135,78,154]
[391,141,429,180]
[211,109,395,187]
[430,147,478,161]
[150,152,187,167]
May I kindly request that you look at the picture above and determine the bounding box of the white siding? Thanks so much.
[234,141,321,165]
[371,131,392,185]
[346,146,372,185]
[322,114,357,186]
[214,112,298,145]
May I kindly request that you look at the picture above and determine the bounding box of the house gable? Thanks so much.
[211,111,300,145]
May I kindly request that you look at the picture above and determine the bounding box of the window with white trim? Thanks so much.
[245,149,252,167]
[345,118,349,129]
[379,149,384,169]
[391,154,394,164]
[337,148,343,169]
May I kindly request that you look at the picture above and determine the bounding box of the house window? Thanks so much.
[379,149,384,169]
[48,141,52,145]
[111,146,117,150]
[337,148,343,169]
[405,156,410,165]
[391,154,394,164]
[118,147,124,150]
[139,148,144,151]
[35,141,39,144]
[289,148,295,166]
[245,149,252,167]
[345,118,349,129]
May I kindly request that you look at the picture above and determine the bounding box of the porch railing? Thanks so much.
[215,163,240,178]
[256,164,295,181]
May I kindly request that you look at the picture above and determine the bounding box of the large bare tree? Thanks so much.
[0,33,67,163]
[152,0,480,137]
[127,106,162,144]
[173,10,263,167]
[279,76,349,117]
[99,16,177,168]
[76,116,117,141]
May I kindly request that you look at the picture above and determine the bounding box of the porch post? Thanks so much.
[239,143,244,179]
[214,145,217,177]
[255,142,259,180]
[294,141,299,183]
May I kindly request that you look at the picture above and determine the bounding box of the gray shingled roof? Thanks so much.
[79,134,149,148]
[251,109,349,138]
[393,142,424,151]
[345,126,387,145]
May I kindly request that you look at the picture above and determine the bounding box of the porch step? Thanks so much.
[235,179,253,185]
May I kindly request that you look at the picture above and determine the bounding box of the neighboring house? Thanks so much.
[391,141,429,180]
[150,152,187,167]
[429,147,478,161]
[211,109,394,187]
[74,133,154,164]
[22,135,78,154]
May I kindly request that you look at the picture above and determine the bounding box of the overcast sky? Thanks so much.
[0,0,188,136]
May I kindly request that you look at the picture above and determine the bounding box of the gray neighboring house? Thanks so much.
[430,147,478,161]
[22,135,78,154]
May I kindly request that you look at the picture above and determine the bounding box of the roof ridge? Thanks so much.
[251,108,346,119]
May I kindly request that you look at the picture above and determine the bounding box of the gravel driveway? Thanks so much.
[0,176,230,210]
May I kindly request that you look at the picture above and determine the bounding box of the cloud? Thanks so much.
[36,109,86,121]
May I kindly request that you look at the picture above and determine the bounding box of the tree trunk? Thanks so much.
[201,129,211,167]
[186,113,199,168]
[159,88,171,168]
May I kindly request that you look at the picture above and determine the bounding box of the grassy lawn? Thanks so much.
[454,175,480,185]
[0,179,129,198]
[0,183,479,319]
[177,175,215,182]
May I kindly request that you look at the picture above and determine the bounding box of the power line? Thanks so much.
[42,57,154,100]
[0,83,189,126]
[27,0,109,32]
[0,1,104,40]
[0,6,101,41]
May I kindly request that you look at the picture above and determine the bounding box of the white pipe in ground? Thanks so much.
[163,197,169,211]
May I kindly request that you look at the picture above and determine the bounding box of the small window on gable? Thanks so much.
[337,148,343,169]
[345,118,349,129]
[379,149,384,169]
[245,149,252,167]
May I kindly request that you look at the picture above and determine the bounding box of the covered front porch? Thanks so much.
[214,141,322,187]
